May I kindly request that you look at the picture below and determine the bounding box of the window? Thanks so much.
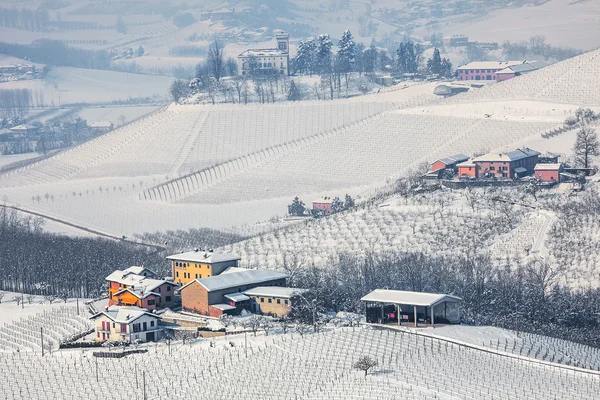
[166,296,172,302]
[157,287,161,293]
[167,286,171,291]
[120,323,127,333]
[195,274,198,279]
[490,166,495,171]
[276,299,281,304]
[176,262,179,267]
[176,271,179,277]
[133,323,140,333]
[151,321,155,327]
[113,323,115,328]
[147,299,155,306]
[284,300,289,305]
[260,297,265,303]
[97,332,100,338]
[268,298,272,303]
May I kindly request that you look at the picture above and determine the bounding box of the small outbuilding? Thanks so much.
[361,289,461,327]
[534,163,563,183]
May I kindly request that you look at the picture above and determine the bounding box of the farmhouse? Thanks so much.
[105,266,177,310]
[534,163,563,183]
[459,148,541,179]
[179,268,288,317]
[168,249,241,286]
[312,197,334,214]
[243,287,308,318]
[238,31,290,76]
[456,61,539,81]
[91,306,163,343]
[199,8,235,21]
[431,154,469,173]
[361,289,461,327]
[89,121,114,133]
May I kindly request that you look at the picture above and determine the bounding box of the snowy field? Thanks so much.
[0,291,86,326]
[0,67,173,105]
[76,105,162,126]
[0,324,599,399]
[0,49,597,241]
[414,0,600,50]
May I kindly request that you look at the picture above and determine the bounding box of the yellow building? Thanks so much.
[167,250,241,286]
[243,287,308,318]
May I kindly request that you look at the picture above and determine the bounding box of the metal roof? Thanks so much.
[435,154,470,166]
[166,250,240,264]
[224,293,250,302]
[181,269,288,292]
[211,303,237,311]
[361,289,461,307]
[473,148,540,162]
[243,286,308,298]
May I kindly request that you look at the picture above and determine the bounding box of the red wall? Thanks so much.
[535,170,560,182]
[313,202,332,213]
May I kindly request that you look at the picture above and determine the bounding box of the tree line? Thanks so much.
[0,207,166,299]
[0,40,112,70]
[0,89,32,118]
[0,7,50,32]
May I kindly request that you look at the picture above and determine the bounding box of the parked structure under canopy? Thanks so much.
[361,289,461,327]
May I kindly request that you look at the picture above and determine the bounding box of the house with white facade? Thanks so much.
[237,31,290,76]
[91,306,163,343]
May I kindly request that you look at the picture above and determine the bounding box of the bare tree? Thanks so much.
[44,294,57,304]
[14,295,22,306]
[353,355,378,376]
[206,40,225,81]
[244,315,263,337]
[573,126,599,169]
[0,293,4,304]
[26,294,35,304]
[59,291,69,303]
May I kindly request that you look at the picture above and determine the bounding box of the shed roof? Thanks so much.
[434,154,469,166]
[243,286,308,298]
[167,250,240,264]
[181,269,288,292]
[224,293,250,302]
[239,48,286,57]
[535,163,562,171]
[496,62,540,75]
[361,289,461,307]
[211,303,236,311]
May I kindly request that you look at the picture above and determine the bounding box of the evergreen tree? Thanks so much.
[397,41,421,74]
[293,38,316,75]
[316,34,333,75]
[344,194,355,209]
[337,30,356,74]
[363,43,377,74]
[115,16,126,34]
[287,197,306,216]
[287,80,301,101]
[136,46,145,57]
[441,58,453,78]
[427,48,443,75]
[331,197,344,213]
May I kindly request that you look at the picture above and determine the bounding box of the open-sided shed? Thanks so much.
[361,289,461,327]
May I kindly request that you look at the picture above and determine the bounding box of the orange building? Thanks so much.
[457,161,479,178]
[105,266,177,310]
[167,250,240,286]
[534,163,563,183]
[431,154,469,173]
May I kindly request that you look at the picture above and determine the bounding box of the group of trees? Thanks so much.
[0,7,50,31]
[502,35,581,63]
[567,108,599,169]
[0,40,112,70]
[0,206,165,299]
[0,89,33,118]
[287,194,356,217]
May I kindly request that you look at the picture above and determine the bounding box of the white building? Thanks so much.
[91,306,163,343]
[238,31,290,76]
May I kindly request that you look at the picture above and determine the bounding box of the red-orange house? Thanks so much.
[105,266,178,310]
[534,163,563,183]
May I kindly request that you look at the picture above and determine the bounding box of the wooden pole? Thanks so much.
[95,357,98,382]
[413,305,417,328]
[40,327,44,356]
[431,306,435,328]
[143,371,147,400]
[244,331,248,358]
[397,304,400,326]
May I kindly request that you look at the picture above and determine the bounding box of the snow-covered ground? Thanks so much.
[0,67,173,105]
[0,291,86,325]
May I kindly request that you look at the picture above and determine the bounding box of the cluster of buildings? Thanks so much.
[429,148,564,183]
[237,31,290,76]
[92,249,306,343]
[455,61,540,82]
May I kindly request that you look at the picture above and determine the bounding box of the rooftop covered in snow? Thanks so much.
[166,250,241,264]
[361,289,461,307]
